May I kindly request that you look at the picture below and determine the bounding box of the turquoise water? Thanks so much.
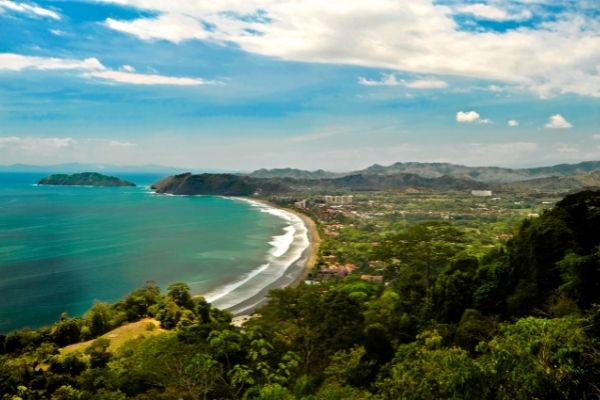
[0,173,296,334]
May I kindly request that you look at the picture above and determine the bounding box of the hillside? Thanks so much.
[38,172,135,187]
[151,172,289,196]
[503,170,600,192]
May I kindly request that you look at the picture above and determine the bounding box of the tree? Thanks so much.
[378,330,487,400]
[51,319,82,347]
[167,282,194,310]
[50,385,83,400]
[84,338,112,369]
[85,302,113,338]
[381,222,465,289]
[431,255,478,322]
[478,316,600,399]
[120,281,161,321]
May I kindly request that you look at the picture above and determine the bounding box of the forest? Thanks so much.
[1,190,599,399]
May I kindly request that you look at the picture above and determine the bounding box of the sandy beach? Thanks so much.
[222,197,320,316]
[247,198,320,284]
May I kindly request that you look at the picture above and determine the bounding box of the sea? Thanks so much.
[0,172,309,334]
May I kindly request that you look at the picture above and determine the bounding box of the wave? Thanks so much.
[204,262,271,303]
[203,197,309,309]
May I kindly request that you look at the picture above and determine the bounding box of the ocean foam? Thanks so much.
[204,197,310,309]
[204,262,271,303]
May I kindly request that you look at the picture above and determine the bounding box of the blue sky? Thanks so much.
[0,0,599,171]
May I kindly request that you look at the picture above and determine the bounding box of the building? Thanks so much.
[294,199,307,209]
[360,275,384,283]
[324,195,354,205]
[471,190,493,197]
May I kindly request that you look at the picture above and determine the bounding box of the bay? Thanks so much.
[0,173,290,333]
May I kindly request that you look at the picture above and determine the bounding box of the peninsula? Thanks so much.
[38,172,135,187]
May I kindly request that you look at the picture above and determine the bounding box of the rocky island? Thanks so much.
[38,172,136,187]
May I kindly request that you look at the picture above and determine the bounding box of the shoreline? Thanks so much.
[222,197,320,316]
[246,197,321,288]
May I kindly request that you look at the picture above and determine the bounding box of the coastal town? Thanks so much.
[271,187,565,285]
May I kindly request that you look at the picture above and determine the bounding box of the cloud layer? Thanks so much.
[95,0,600,97]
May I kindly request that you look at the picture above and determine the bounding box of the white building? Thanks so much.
[294,199,307,209]
[471,190,493,197]
[324,195,353,205]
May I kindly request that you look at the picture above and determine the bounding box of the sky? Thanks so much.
[0,0,599,171]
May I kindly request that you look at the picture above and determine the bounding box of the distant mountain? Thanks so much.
[38,172,135,187]
[249,168,341,180]
[248,161,600,184]
[288,173,488,192]
[360,161,600,183]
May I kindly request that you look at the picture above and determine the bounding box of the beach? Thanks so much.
[220,197,320,316]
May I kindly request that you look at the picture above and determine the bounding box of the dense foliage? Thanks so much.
[1,191,600,399]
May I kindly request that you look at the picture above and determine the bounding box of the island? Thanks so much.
[38,172,136,187]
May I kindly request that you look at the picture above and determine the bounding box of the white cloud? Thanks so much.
[466,141,538,158]
[456,3,532,22]
[358,73,400,86]
[0,53,104,71]
[0,53,216,86]
[545,114,572,129]
[592,134,600,140]
[93,0,600,97]
[457,111,480,123]
[555,144,579,154]
[359,74,447,89]
[0,0,60,20]
[0,136,76,153]
[405,78,448,89]
[0,136,142,164]
[0,136,139,152]
[107,140,136,147]
[49,29,65,36]
[507,119,519,127]
[83,70,211,86]
[120,64,136,72]
[457,110,491,124]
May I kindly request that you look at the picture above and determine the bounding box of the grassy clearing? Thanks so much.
[61,318,164,355]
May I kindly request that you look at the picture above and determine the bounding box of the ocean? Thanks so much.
[0,172,308,334]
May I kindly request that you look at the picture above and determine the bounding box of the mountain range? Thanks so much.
[248,161,600,184]
[154,161,600,195]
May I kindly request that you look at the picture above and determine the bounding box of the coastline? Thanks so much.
[247,197,321,288]
[222,197,320,316]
